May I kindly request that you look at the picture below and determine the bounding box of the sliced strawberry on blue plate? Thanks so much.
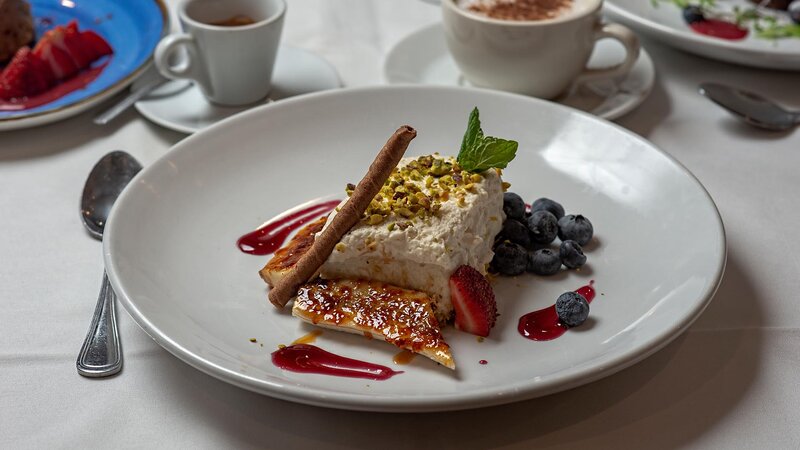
[0,47,55,101]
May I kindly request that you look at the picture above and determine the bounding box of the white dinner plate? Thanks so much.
[104,86,726,412]
[383,23,656,120]
[605,0,800,70]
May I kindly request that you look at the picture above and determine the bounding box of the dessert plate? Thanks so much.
[0,0,167,131]
[133,46,342,134]
[104,86,726,412]
[384,23,655,120]
[605,0,800,70]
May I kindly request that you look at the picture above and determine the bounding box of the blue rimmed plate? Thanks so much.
[0,0,167,131]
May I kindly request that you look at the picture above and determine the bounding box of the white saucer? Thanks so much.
[384,23,655,120]
[134,46,342,134]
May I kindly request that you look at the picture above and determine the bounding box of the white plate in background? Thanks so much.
[605,0,800,70]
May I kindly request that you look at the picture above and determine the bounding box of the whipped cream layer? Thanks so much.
[319,156,505,320]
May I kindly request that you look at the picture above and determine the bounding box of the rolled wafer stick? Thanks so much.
[268,125,417,307]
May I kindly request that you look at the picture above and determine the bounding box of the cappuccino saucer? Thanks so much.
[134,46,341,134]
[384,23,655,120]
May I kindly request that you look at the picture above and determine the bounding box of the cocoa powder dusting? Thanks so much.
[468,0,573,21]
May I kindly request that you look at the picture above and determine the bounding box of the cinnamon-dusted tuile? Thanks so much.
[268,125,417,308]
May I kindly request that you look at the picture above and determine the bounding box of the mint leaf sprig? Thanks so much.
[457,108,518,173]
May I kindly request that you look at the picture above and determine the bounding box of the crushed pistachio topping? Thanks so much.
[345,155,491,224]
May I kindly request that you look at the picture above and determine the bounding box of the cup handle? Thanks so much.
[573,23,640,87]
[154,34,213,96]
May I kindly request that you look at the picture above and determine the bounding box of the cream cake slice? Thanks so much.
[318,155,505,321]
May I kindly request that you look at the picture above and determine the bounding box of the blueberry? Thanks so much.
[790,2,800,24]
[682,6,705,24]
[498,219,531,248]
[503,192,526,221]
[531,197,564,220]
[526,210,558,244]
[527,248,561,276]
[559,240,587,269]
[555,291,590,327]
[557,214,593,246]
[491,242,528,276]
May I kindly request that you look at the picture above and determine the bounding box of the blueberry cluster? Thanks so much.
[490,193,594,277]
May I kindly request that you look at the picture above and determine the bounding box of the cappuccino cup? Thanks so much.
[154,0,286,106]
[443,0,640,99]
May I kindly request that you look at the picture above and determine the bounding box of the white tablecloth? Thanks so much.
[2,1,799,448]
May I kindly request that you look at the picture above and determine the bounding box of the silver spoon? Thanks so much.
[93,75,168,125]
[699,82,800,131]
[77,151,142,377]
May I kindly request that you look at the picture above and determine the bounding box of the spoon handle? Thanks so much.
[93,77,166,126]
[76,272,122,377]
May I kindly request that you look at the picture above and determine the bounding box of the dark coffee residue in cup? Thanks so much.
[209,15,257,27]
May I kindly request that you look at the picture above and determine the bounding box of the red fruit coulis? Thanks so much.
[271,344,403,380]
[690,19,748,40]
[518,281,596,341]
[237,199,340,255]
[0,61,109,111]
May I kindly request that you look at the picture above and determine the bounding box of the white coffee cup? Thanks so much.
[442,0,640,99]
[154,0,286,106]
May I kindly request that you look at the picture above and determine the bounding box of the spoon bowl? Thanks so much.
[81,151,144,239]
[699,82,800,132]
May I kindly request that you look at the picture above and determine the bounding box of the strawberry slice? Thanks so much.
[80,30,113,59]
[1,21,113,101]
[27,20,113,82]
[32,20,113,80]
[449,265,498,337]
[0,47,54,100]
[33,34,79,80]
[61,21,95,68]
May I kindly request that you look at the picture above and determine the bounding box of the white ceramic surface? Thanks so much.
[155,0,286,105]
[605,0,800,71]
[384,23,655,120]
[442,0,640,99]
[104,86,726,412]
[135,45,341,133]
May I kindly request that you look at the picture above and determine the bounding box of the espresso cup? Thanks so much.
[154,0,286,106]
[442,0,640,99]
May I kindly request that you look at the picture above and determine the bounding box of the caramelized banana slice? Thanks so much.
[293,278,455,369]
[259,216,327,287]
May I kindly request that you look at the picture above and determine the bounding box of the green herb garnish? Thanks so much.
[456,108,518,173]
